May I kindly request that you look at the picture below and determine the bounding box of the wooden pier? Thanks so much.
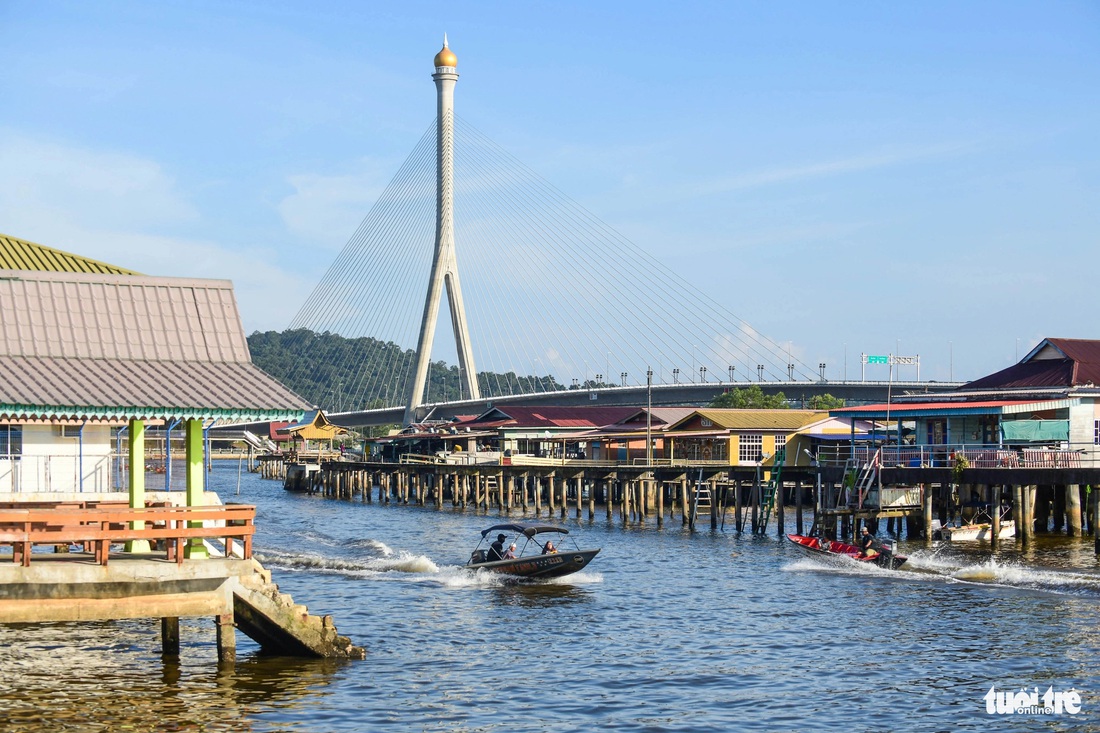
[264,455,1100,551]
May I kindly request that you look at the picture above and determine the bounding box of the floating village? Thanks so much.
[3,226,1100,666]
[2,39,1098,684]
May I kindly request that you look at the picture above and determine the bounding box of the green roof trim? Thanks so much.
[0,233,140,275]
[0,403,305,423]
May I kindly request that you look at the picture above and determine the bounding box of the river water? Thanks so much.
[2,462,1099,732]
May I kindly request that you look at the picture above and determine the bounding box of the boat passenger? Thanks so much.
[504,543,517,559]
[858,527,878,558]
[487,534,507,561]
[542,541,557,555]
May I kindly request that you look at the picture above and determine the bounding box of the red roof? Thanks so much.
[966,337,1100,390]
[461,405,637,430]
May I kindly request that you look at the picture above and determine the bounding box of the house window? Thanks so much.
[0,426,22,458]
[1095,420,1100,445]
[57,425,83,439]
[739,433,763,463]
[773,434,787,457]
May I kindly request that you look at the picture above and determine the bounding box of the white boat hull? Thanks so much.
[942,521,1015,541]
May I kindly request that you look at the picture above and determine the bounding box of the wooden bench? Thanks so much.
[0,504,255,567]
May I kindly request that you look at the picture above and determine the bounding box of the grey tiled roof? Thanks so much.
[0,270,311,421]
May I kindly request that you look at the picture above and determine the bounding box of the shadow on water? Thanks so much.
[489,578,596,609]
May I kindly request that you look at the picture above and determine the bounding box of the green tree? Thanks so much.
[807,393,846,410]
[708,384,789,409]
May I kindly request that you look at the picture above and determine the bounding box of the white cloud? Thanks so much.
[0,132,198,230]
[674,141,975,200]
[277,160,394,250]
[0,131,305,333]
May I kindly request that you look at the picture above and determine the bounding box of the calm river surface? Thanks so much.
[2,462,1100,732]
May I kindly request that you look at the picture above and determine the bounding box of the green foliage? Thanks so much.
[807,393,846,410]
[708,384,789,409]
[951,453,970,483]
[248,328,566,409]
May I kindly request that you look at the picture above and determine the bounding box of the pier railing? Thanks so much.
[0,503,255,567]
[816,443,1098,469]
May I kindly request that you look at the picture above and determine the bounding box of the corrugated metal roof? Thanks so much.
[0,355,310,422]
[0,270,250,362]
[0,233,139,275]
[0,269,311,422]
[686,409,826,431]
[830,399,1078,419]
[466,405,637,429]
[966,337,1100,389]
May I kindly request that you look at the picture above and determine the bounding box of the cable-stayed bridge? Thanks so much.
[271,40,958,426]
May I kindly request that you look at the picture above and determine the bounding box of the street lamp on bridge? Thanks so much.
[699,366,706,383]
[646,368,653,465]
[620,372,628,386]
[819,363,826,381]
[757,364,764,381]
[672,368,680,384]
[728,365,735,382]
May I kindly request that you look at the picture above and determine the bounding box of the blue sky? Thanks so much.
[1,0,1097,382]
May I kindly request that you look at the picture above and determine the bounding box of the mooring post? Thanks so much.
[161,617,180,657]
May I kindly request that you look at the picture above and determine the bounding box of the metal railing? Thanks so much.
[817,443,1099,469]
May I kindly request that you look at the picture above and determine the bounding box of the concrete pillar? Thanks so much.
[216,613,236,663]
[161,617,180,657]
[1067,484,1082,537]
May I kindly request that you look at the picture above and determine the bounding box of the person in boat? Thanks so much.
[504,543,517,559]
[542,540,558,555]
[487,534,507,562]
[859,526,878,558]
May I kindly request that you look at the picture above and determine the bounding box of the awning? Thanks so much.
[1001,419,1069,442]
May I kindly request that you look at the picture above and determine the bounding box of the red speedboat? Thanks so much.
[786,533,907,569]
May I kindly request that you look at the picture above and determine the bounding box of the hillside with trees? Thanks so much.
[248,329,566,410]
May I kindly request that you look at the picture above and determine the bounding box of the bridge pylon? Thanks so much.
[405,36,481,425]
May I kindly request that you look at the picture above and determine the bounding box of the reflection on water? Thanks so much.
[490,577,596,609]
[3,464,1100,732]
[0,619,351,732]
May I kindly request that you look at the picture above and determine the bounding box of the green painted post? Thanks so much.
[126,419,151,553]
[184,418,209,559]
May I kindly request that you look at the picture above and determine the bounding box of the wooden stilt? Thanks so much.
[1067,484,1082,537]
[161,617,180,657]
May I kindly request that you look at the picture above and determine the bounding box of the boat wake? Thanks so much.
[945,559,1100,597]
[255,547,439,576]
[784,552,1100,598]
